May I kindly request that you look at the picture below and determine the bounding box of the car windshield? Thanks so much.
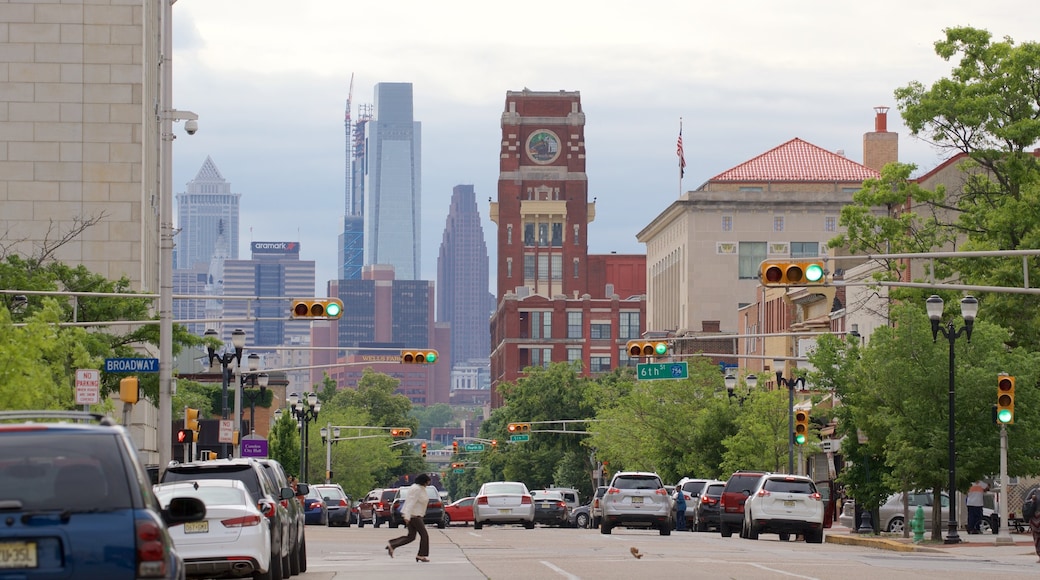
[316,486,345,501]
[155,484,248,507]
[762,479,816,494]
[483,482,526,495]
[0,431,134,511]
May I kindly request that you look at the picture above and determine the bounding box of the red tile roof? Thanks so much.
[710,138,879,182]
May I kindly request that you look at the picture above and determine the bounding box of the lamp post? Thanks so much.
[320,424,342,484]
[775,359,806,475]
[724,373,757,403]
[205,328,245,458]
[239,353,269,438]
[926,294,978,545]
[287,392,320,482]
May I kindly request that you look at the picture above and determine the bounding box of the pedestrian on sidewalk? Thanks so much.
[674,486,687,532]
[386,473,432,563]
[1026,489,1040,563]
[966,480,988,534]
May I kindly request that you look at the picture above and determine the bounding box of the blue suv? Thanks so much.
[0,411,205,579]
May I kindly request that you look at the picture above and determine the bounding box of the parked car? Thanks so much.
[154,479,273,579]
[473,481,536,529]
[444,497,476,526]
[358,488,398,528]
[256,459,308,576]
[600,471,673,536]
[839,491,1000,534]
[546,486,581,515]
[742,474,825,543]
[303,485,328,525]
[693,480,726,532]
[531,490,570,527]
[162,457,296,578]
[313,484,352,526]
[590,485,608,528]
[570,502,592,528]
[0,410,206,579]
[719,470,770,538]
[389,485,446,529]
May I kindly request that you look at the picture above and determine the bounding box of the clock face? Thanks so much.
[526,130,561,164]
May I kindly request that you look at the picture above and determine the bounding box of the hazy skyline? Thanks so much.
[167,1,1039,293]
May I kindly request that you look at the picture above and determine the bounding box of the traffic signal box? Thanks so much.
[794,410,810,445]
[390,428,412,438]
[451,462,464,469]
[626,340,669,357]
[290,298,344,319]
[401,350,438,364]
[119,376,139,404]
[452,441,459,454]
[997,375,1015,424]
[507,422,531,433]
[176,429,194,444]
[185,407,200,441]
[421,442,428,458]
[759,259,827,287]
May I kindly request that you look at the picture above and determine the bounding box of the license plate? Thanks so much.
[184,520,210,534]
[539,502,551,508]
[631,496,643,504]
[0,541,37,569]
[783,500,796,507]
[498,508,512,514]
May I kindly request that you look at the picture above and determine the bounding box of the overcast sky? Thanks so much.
[167,1,1038,294]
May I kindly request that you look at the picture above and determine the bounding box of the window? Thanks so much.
[530,311,551,339]
[738,242,767,279]
[530,348,551,369]
[573,225,580,245]
[619,312,640,339]
[567,348,582,364]
[590,356,611,373]
[552,222,563,246]
[825,216,837,232]
[618,347,637,367]
[722,216,732,231]
[551,255,562,280]
[538,255,549,279]
[790,242,819,258]
[507,224,513,245]
[524,223,535,246]
[573,258,580,278]
[538,222,549,246]
[524,255,535,279]
[590,322,611,339]
[506,257,512,278]
[773,216,784,232]
[567,312,583,339]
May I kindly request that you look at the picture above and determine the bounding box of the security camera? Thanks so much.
[184,119,198,135]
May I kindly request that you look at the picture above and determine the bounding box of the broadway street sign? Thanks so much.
[105,358,159,373]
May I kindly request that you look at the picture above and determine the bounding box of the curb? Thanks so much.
[826,533,942,552]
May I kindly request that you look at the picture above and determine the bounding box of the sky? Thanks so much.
[167,1,1039,295]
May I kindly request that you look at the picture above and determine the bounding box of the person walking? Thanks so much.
[966,480,988,534]
[1026,489,1040,563]
[386,473,432,562]
[674,485,687,532]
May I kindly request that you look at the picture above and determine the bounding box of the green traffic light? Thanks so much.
[654,342,668,356]
[325,301,341,317]
[997,409,1013,423]
[805,263,825,282]
[425,351,436,363]
[794,433,807,445]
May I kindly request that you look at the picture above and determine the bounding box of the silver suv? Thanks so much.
[600,471,673,535]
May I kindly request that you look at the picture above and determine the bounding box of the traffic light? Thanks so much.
[185,408,200,433]
[452,441,459,454]
[203,451,217,460]
[626,340,669,357]
[290,298,344,319]
[176,429,194,444]
[507,422,531,433]
[491,439,498,449]
[759,259,827,287]
[997,375,1015,424]
[390,428,412,438]
[421,442,427,458]
[794,410,810,445]
[401,350,439,364]
[119,376,139,404]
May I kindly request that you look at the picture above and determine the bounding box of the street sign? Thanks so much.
[464,443,485,452]
[452,468,465,474]
[104,357,159,373]
[637,361,689,381]
[218,419,234,443]
[74,369,100,405]
[241,438,268,458]
[509,434,530,442]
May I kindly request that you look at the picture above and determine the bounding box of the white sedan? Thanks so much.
[155,479,274,579]
[473,481,535,529]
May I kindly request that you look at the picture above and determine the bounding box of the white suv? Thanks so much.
[742,474,824,543]
[601,471,674,536]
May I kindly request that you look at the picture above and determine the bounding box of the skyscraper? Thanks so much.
[338,80,370,281]
[176,156,240,270]
[363,83,421,280]
[437,185,493,368]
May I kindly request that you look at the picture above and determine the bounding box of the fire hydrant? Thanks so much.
[911,505,926,543]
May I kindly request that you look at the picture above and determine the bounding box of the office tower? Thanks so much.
[176,156,240,270]
[363,83,421,280]
[437,185,493,368]
[339,78,371,280]
[221,242,315,348]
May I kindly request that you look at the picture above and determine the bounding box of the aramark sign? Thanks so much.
[251,241,300,255]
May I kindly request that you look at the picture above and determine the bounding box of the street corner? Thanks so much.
[826,532,942,553]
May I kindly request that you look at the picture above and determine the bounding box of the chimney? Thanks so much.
[874,106,889,132]
[863,106,898,172]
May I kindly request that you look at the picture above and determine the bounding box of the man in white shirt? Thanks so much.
[386,473,432,561]
[966,480,989,534]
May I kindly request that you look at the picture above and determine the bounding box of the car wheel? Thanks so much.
[524,519,535,529]
[437,517,446,530]
[280,551,290,579]
[390,521,399,528]
[575,512,589,529]
[473,520,483,530]
[806,529,824,543]
[269,544,283,580]
[444,513,452,526]
[779,532,790,541]
[600,521,613,534]
[298,536,307,573]
[720,522,733,538]
[289,539,301,576]
[887,517,905,534]
[358,517,365,528]
[748,522,759,540]
[660,524,671,536]
[696,515,707,532]
[979,517,994,534]
[374,517,382,528]
[593,516,601,528]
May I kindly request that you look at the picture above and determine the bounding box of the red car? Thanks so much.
[443,496,475,526]
[358,488,398,528]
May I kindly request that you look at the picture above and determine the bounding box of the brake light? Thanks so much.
[810,492,822,501]
[756,490,770,497]
[338,499,349,507]
[556,501,567,509]
[521,495,532,505]
[655,488,669,496]
[606,487,620,495]
[223,515,262,527]
[135,517,168,578]
[477,496,488,505]
[701,496,717,505]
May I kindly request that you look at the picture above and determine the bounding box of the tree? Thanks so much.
[718,388,791,474]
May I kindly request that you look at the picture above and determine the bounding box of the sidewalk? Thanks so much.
[826,523,1034,553]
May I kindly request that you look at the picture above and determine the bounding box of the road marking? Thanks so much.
[747,562,819,579]
[541,560,580,579]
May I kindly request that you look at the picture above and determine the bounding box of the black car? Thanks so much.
[532,490,570,527]
[693,480,725,532]
[258,459,308,575]
[719,470,770,538]
[389,485,446,529]
[162,457,300,578]
[0,411,206,579]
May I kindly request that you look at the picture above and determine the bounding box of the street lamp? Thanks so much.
[239,353,269,438]
[926,294,978,545]
[775,359,806,475]
[205,328,245,458]
[724,373,757,403]
[288,392,320,482]
[320,424,342,484]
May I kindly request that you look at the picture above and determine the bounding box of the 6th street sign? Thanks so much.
[637,361,689,381]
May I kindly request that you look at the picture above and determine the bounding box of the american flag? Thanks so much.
[677,123,686,179]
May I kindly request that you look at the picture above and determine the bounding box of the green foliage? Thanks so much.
[268,410,301,478]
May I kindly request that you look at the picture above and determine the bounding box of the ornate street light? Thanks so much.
[205,328,246,458]
[775,359,806,475]
[288,392,320,482]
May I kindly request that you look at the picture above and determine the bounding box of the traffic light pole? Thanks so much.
[997,424,1013,544]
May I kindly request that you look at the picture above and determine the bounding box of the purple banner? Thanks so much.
[241,439,268,458]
